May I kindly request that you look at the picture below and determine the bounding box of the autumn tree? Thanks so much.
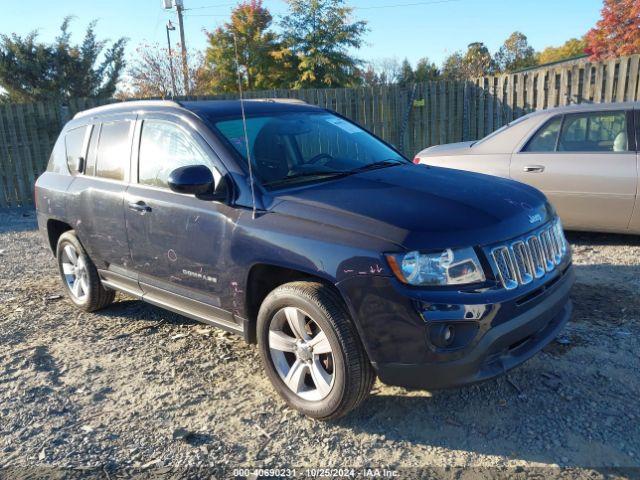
[442,43,494,80]
[537,38,587,64]
[462,42,495,78]
[281,0,368,88]
[204,0,283,93]
[585,0,640,60]
[494,31,536,73]
[0,17,126,103]
[124,43,207,98]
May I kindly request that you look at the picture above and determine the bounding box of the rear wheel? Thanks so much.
[56,231,115,312]
[257,281,375,420]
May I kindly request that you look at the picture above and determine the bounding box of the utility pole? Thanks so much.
[175,0,190,96]
[165,21,178,97]
[162,0,189,95]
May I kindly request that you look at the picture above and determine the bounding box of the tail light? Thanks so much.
[413,156,421,164]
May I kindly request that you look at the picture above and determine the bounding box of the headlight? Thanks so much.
[386,247,486,286]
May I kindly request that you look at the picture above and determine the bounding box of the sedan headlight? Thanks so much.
[386,247,485,286]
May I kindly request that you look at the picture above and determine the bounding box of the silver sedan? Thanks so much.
[414,102,639,234]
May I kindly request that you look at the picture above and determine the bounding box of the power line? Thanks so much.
[184,0,461,16]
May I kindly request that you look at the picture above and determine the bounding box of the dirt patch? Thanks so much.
[0,209,639,476]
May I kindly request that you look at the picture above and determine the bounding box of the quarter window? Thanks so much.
[138,120,217,189]
[558,111,628,152]
[47,135,68,174]
[523,117,562,152]
[64,126,90,175]
[96,121,132,181]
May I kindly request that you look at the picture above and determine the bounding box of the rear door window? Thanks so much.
[64,126,90,175]
[558,111,628,152]
[95,120,133,181]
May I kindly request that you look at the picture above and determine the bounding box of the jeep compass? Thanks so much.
[35,99,574,420]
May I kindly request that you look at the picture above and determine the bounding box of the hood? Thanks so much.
[265,164,553,251]
[421,141,475,156]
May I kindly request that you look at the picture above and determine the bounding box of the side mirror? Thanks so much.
[168,165,214,196]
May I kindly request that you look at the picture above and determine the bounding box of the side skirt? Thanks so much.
[98,269,246,338]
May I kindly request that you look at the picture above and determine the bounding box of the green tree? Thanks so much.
[0,17,126,103]
[397,58,415,87]
[414,57,439,82]
[537,38,587,65]
[441,52,465,80]
[281,0,368,88]
[204,1,283,93]
[494,31,536,73]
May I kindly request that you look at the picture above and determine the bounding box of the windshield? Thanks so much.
[472,113,531,146]
[210,111,407,188]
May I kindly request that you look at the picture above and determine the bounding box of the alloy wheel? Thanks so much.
[61,244,89,302]
[268,306,335,401]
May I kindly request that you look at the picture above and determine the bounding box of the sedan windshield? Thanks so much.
[211,111,407,188]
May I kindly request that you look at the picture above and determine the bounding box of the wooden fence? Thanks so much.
[2,54,640,207]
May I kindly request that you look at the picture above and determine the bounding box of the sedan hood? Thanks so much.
[266,164,552,251]
[421,141,475,156]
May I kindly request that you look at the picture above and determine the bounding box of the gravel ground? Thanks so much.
[1,208,639,478]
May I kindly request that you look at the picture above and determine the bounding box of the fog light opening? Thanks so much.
[431,323,456,348]
[443,325,454,344]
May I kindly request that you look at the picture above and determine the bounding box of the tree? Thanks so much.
[397,58,415,87]
[414,57,439,82]
[441,51,465,80]
[462,42,495,78]
[441,43,493,81]
[374,57,402,85]
[204,0,284,93]
[0,17,126,103]
[124,43,207,98]
[537,38,587,65]
[358,64,378,86]
[281,0,368,88]
[494,31,536,73]
[585,0,640,60]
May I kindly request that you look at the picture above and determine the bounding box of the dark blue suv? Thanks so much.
[35,99,574,419]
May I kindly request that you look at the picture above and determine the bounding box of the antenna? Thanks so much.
[233,33,257,219]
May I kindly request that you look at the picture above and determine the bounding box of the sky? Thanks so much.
[0,0,603,69]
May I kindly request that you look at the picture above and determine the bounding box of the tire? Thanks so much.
[257,281,375,420]
[56,230,115,312]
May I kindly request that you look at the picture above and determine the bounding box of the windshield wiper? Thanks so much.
[263,170,349,187]
[263,159,406,187]
[346,158,405,174]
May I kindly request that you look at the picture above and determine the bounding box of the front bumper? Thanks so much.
[338,260,575,390]
[375,273,573,389]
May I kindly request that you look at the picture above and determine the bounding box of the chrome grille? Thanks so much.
[491,219,568,290]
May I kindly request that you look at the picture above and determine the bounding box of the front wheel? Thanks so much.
[257,281,375,420]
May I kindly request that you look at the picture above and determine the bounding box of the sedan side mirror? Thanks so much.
[168,165,229,201]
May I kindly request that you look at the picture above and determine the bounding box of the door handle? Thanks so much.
[128,201,152,214]
[523,165,545,173]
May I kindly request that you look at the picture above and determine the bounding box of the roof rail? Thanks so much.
[73,100,183,119]
[246,98,308,105]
